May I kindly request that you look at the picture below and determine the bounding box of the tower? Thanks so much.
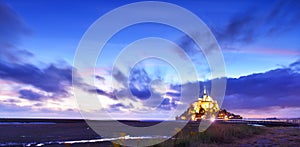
[203,86,207,100]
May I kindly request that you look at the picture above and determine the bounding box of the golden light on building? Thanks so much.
[176,87,220,121]
[176,86,242,121]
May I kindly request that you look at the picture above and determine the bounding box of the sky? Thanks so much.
[0,0,300,119]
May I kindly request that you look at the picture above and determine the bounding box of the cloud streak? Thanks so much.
[0,1,32,63]
[0,62,72,97]
[214,0,300,46]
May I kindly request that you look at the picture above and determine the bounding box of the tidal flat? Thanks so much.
[0,120,299,146]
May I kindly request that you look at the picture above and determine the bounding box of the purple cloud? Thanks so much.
[223,60,300,109]
[112,67,152,100]
[158,98,177,110]
[88,88,117,100]
[290,59,300,71]
[95,75,105,81]
[0,62,72,97]
[109,103,133,112]
[129,68,151,100]
[19,89,44,101]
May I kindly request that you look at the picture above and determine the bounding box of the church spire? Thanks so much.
[203,86,207,96]
[203,86,208,101]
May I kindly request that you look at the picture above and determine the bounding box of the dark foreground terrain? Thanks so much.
[0,119,299,146]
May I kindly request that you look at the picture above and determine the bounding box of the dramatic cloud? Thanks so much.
[0,58,117,102]
[109,103,134,112]
[0,62,72,96]
[0,1,107,100]
[158,59,300,114]
[95,75,105,81]
[18,89,44,101]
[88,88,117,100]
[177,35,199,56]
[223,60,300,110]
[158,98,177,110]
[110,67,185,111]
[129,68,151,99]
[112,67,153,100]
[148,58,300,113]
[214,0,300,46]
[290,59,300,71]
[0,1,108,103]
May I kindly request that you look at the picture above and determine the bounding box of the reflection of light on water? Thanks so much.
[10,135,171,146]
[63,135,170,144]
[210,118,215,122]
[36,143,44,146]
[248,124,265,127]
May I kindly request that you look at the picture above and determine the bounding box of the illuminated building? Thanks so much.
[176,87,242,121]
[176,87,220,121]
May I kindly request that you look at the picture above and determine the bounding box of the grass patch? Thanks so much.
[155,123,266,146]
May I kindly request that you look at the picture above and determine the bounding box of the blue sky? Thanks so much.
[0,0,300,119]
